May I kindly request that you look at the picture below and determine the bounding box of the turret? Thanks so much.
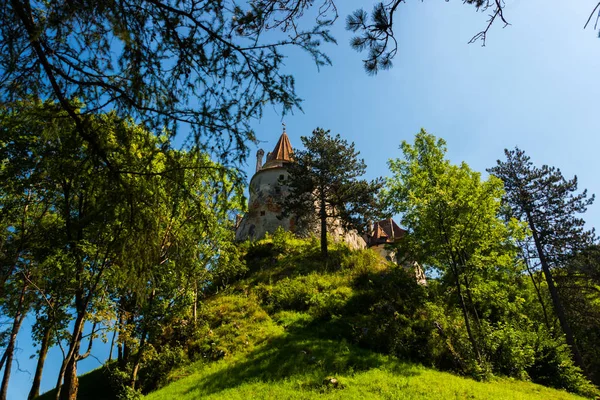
[256,149,265,172]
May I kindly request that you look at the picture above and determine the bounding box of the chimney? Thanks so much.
[256,149,264,172]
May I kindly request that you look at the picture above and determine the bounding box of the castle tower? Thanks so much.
[235,129,295,241]
[235,127,367,250]
[255,149,264,173]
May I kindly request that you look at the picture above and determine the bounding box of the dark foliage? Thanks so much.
[280,128,383,258]
[1,0,337,167]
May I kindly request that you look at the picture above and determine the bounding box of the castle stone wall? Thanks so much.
[235,167,293,241]
[235,166,367,250]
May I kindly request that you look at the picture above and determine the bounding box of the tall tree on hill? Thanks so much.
[280,128,382,259]
[488,148,596,375]
[384,130,525,370]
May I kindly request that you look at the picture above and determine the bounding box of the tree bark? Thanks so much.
[193,280,198,325]
[56,309,85,400]
[130,331,147,390]
[319,195,328,259]
[523,253,552,331]
[59,340,81,400]
[0,281,28,400]
[28,323,53,399]
[526,209,586,373]
[0,351,7,374]
[108,323,117,363]
[452,265,482,365]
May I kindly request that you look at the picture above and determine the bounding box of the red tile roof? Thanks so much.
[367,219,406,246]
[267,132,293,163]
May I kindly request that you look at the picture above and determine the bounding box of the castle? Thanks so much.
[234,129,403,254]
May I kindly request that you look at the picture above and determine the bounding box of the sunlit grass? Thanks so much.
[145,329,586,400]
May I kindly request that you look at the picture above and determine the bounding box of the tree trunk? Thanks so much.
[0,351,7,374]
[523,253,552,331]
[56,310,85,400]
[526,210,586,373]
[193,280,198,325]
[463,274,481,329]
[59,341,80,400]
[0,282,27,400]
[452,265,482,365]
[319,195,328,259]
[28,323,52,399]
[108,324,117,363]
[130,331,147,390]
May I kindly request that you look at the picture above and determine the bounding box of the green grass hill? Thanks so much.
[41,231,596,399]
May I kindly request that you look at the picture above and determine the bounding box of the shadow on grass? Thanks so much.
[184,319,421,397]
[37,366,117,400]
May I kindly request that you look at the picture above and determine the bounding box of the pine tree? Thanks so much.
[488,148,596,374]
[280,128,382,259]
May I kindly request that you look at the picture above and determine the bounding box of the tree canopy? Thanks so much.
[1,0,337,166]
[0,100,243,400]
[384,129,531,374]
[280,128,382,258]
[4,0,599,168]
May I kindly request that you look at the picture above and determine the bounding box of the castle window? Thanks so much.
[260,211,266,216]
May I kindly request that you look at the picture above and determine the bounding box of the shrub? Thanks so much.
[527,333,599,398]
[135,345,188,394]
[255,273,352,318]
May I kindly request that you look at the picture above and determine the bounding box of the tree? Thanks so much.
[347,1,600,74]
[280,128,382,259]
[111,149,243,391]
[489,148,596,376]
[555,244,600,384]
[1,0,336,167]
[0,100,243,400]
[0,104,62,400]
[384,129,525,371]
[4,0,597,158]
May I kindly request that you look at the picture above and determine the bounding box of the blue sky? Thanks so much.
[8,0,600,398]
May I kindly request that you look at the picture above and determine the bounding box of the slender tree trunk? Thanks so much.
[0,312,26,400]
[319,195,328,259]
[193,280,198,325]
[108,323,117,363]
[451,265,482,364]
[59,340,81,400]
[526,210,586,373]
[462,274,481,328]
[523,253,552,331]
[0,281,28,400]
[130,331,147,390]
[28,323,53,400]
[0,351,7,374]
[56,309,85,400]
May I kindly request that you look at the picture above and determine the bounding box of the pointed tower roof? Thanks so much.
[262,128,293,169]
[269,132,293,162]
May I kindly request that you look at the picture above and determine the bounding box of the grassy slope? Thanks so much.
[145,330,584,400]
[143,238,587,400]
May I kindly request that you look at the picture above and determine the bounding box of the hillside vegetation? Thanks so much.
[58,230,591,400]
